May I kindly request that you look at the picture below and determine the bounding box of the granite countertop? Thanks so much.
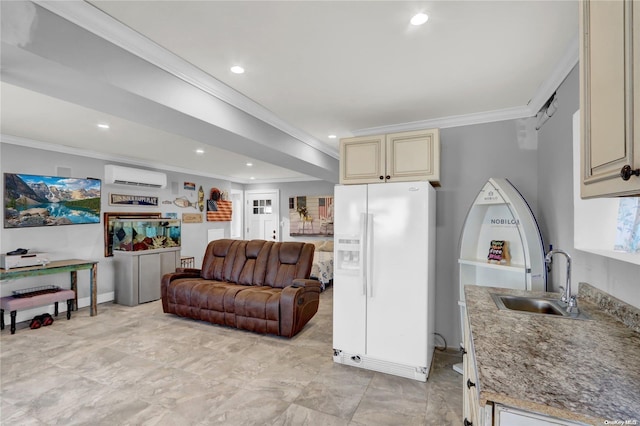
[464,283,640,424]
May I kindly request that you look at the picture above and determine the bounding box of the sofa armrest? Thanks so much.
[291,278,322,289]
[161,269,201,311]
[279,281,321,337]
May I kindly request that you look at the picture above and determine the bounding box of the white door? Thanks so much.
[245,190,280,241]
[332,184,367,355]
[366,181,430,366]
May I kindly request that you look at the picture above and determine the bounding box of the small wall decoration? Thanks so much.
[207,187,232,221]
[173,197,197,209]
[4,173,101,228]
[109,193,158,207]
[182,213,203,223]
[198,186,205,212]
[289,195,334,236]
[614,198,640,253]
[488,240,511,265]
[183,182,196,190]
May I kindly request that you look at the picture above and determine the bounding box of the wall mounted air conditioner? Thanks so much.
[104,165,167,189]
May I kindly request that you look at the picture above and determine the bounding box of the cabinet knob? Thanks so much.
[385,175,391,180]
[379,175,384,180]
[466,378,476,389]
[464,419,473,426]
[620,165,640,181]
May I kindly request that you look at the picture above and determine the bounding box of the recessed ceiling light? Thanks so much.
[97,123,110,130]
[230,65,245,74]
[246,162,253,167]
[328,134,337,139]
[196,149,205,155]
[249,176,255,180]
[410,13,429,26]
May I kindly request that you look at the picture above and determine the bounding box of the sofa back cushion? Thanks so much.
[230,240,272,285]
[200,239,238,281]
[265,242,315,288]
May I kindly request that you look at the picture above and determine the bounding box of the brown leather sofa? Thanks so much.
[161,239,320,337]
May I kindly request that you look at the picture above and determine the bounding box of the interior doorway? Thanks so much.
[244,190,280,241]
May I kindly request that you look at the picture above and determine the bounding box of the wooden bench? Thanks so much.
[0,289,75,334]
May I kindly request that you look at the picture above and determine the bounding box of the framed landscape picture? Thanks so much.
[4,173,101,228]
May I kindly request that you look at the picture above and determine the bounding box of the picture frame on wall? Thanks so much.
[289,195,334,236]
[4,173,101,228]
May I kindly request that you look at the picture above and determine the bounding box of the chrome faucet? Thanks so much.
[545,249,578,314]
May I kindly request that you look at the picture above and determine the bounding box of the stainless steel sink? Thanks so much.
[491,293,590,319]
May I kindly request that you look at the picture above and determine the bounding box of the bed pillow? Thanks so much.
[319,240,334,252]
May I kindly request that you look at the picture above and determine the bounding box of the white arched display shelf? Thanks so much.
[454,178,546,374]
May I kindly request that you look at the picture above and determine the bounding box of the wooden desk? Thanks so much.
[0,259,98,316]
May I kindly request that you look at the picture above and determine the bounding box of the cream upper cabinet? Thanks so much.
[340,129,440,185]
[339,134,386,184]
[580,0,640,198]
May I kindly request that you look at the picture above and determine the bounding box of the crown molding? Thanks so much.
[35,1,339,160]
[351,105,533,136]
[1,134,316,185]
[352,34,579,137]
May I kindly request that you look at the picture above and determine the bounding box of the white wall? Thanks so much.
[0,142,231,317]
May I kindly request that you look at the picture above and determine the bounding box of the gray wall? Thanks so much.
[537,65,640,307]
[437,120,540,347]
[0,142,232,315]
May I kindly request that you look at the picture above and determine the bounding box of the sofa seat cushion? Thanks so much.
[234,287,283,335]
[164,278,259,327]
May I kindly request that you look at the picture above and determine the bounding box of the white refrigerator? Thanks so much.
[332,181,436,382]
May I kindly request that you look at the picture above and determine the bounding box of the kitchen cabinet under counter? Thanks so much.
[463,283,640,425]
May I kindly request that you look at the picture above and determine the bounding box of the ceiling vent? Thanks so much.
[104,165,167,189]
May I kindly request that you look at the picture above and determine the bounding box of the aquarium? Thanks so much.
[4,173,101,228]
[111,218,181,252]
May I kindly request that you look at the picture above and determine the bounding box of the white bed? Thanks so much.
[309,240,334,291]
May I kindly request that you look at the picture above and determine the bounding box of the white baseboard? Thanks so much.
[2,292,115,328]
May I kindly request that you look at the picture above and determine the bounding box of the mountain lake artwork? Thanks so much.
[4,173,101,228]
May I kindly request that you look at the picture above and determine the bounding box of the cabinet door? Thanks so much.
[386,129,440,184]
[160,250,179,277]
[463,311,481,425]
[580,0,640,197]
[635,0,640,175]
[339,135,386,184]
[139,253,161,304]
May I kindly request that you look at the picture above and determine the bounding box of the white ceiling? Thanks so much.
[0,0,579,183]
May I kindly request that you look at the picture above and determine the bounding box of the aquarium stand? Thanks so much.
[113,247,181,306]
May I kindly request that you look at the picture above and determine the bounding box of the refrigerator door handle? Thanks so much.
[360,212,367,296]
[366,213,374,298]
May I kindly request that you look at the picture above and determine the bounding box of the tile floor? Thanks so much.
[1,288,462,425]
